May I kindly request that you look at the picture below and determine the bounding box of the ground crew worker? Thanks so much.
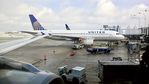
[53,49,55,54]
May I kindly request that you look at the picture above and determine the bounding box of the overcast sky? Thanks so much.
[0,0,149,31]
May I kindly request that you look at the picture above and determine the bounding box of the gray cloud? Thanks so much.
[0,0,149,31]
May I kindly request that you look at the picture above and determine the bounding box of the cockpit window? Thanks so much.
[116,33,120,35]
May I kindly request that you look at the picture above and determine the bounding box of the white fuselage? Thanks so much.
[35,30,125,41]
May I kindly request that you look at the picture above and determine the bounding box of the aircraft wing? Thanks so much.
[0,35,47,55]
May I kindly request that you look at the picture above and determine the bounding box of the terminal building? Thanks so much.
[140,27,149,36]
[120,26,149,42]
[139,26,149,42]
[103,25,120,32]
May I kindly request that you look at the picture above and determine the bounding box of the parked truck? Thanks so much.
[86,46,111,54]
[58,65,87,84]
[97,60,139,84]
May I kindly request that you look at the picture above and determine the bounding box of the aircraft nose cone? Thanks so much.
[121,35,125,40]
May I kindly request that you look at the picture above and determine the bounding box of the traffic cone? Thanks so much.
[69,51,76,56]
[44,55,47,60]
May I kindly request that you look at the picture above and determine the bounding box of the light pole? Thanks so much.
[138,9,149,27]
[144,10,147,27]
[132,13,141,28]
[143,9,149,35]
[141,9,148,27]
[138,12,141,28]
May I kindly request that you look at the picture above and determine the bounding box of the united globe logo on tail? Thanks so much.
[29,14,45,30]
[33,21,45,30]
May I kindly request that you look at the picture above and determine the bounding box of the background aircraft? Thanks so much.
[65,24,71,30]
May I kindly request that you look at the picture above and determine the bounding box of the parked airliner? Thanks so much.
[22,14,125,45]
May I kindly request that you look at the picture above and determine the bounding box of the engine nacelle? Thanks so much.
[0,69,64,84]
[0,57,64,84]
[80,37,94,45]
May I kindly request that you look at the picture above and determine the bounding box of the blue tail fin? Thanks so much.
[29,14,45,30]
[65,24,70,30]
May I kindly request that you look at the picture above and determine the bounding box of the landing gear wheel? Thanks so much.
[72,78,79,84]
[62,76,67,83]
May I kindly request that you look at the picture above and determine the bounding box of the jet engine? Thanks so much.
[79,37,94,45]
[0,69,63,84]
[0,57,64,84]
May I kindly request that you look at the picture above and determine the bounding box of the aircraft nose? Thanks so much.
[121,35,125,40]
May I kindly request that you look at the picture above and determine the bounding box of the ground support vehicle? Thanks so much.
[58,65,87,84]
[86,47,111,54]
[72,44,84,50]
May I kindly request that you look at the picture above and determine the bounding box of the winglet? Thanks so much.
[29,14,45,30]
[65,24,70,30]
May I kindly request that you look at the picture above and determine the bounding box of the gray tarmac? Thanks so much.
[1,38,140,84]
